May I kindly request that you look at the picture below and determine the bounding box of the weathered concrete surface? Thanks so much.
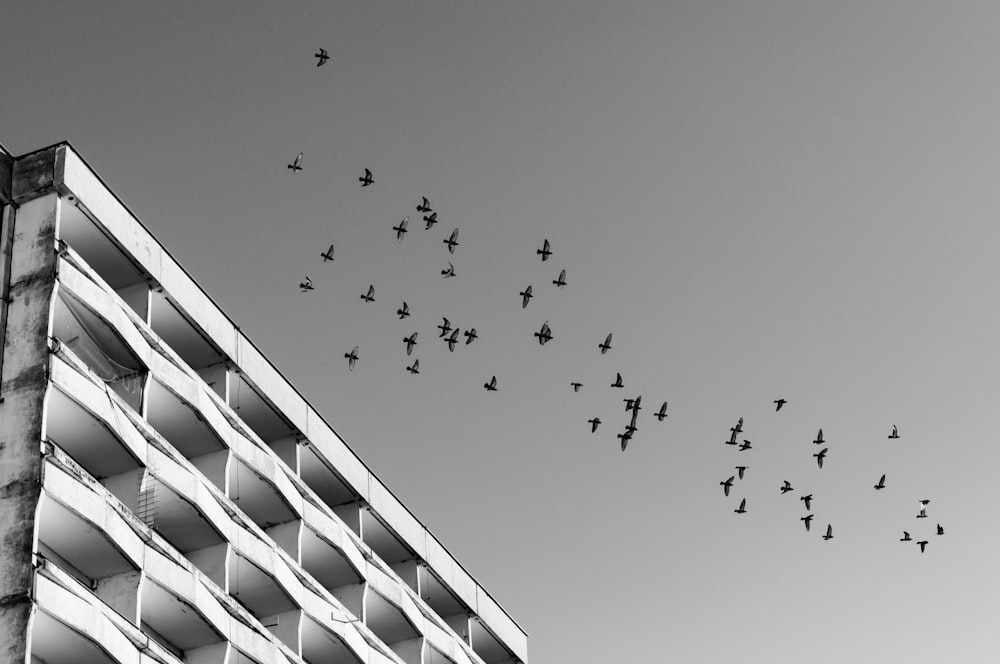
[0,193,58,663]
[0,146,11,206]
[11,145,64,206]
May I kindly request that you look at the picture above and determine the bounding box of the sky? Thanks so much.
[3,2,1000,661]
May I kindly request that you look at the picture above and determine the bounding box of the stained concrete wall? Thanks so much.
[0,191,59,663]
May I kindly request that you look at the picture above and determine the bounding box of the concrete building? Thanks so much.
[0,141,527,664]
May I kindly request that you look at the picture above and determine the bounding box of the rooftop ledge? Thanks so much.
[5,141,528,663]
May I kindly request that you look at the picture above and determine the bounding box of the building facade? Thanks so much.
[0,142,527,664]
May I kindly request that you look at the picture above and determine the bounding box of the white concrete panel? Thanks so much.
[367,482,426,561]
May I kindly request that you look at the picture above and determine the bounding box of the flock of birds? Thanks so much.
[289,46,948,555]
[719,407,945,553]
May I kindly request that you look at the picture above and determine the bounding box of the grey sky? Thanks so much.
[4,2,999,660]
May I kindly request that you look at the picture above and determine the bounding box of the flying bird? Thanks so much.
[403,332,418,356]
[360,284,375,303]
[822,524,833,540]
[917,500,930,519]
[344,346,358,371]
[570,382,582,392]
[734,498,747,514]
[888,424,899,439]
[813,428,825,445]
[445,329,460,352]
[731,417,744,434]
[800,494,813,510]
[738,439,752,451]
[588,417,601,432]
[654,402,668,421]
[553,269,567,288]
[617,430,633,451]
[599,333,613,354]
[780,481,794,495]
[299,276,314,292]
[874,474,886,490]
[441,262,456,278]
[537,239,552,261]
[423,212,438,229]
[314,48,330,66]
[801,514,813,532]
[443,229,459,254]
[721,476,735,497]
[406,359,419,374]
[288,152,303,172]
[813,447,828,469]
[321,245,335,262]
[534,321,553,345]
[393,217,409,243]
[624,396,642,413]
[483,375,497,392]
[936,523,944,536]
[735,466,748,480]
[917,540,928,553]
[359,168,374,187]
[726,431,738,446]
[464,328,478,344]
[774,399,787,411]
[417,196,432,213]
[610,372,624,388]
[900,531,912,542]
[520,285,533,308]
[437,317,451,337]
[397,302,410,319]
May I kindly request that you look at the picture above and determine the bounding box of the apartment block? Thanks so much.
[0,141,527,664]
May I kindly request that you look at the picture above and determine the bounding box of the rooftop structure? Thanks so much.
[0,142,527,664]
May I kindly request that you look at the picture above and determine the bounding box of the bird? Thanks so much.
[813,428,825,445]
[735,466,748,480]
[360,284,375,302]
[738,439,752,451]
[445,329,460,352]
[423,212,438,229]
[734,498,747,514]
[889,424,899,439]
[393,217,409,243]
[443,229,459,254]
[570,382,582,392]
[520,285,533,308]
[617,430,633,451]
[599,333,613,355]
[344,347,358,371]
[441,262,456,278]
[654,402,668,421]
[731,417,744,434]
[917,540,928,553]
[417,196,432,213]
[553,269,567,288]
[721,476,735,497]
[299,276,314,292]
[917,499,930,518]
[406,359,419,374]
[403,332,418,356]
[874,474,886,490]
[588,417,601,432]
[534,321,553,345]
[822,524,833,540]
[537,239,552,261]
[800,494,813,510]
[801,514,813,532]
[936,523,944,536]
[288,152,303,172]
[397,302,410,319]
[725,430,738,446]
[610,373,624,388]
[464,328,478,344]
[624,396,642,413]
[900,531,912,542]
[321,245,335,262]
[813,447,828,469]
[359,168,374,187]
[314,48,330,66]
[483,375,497,392]
[774,399,787,411]
[780,481,793,495]
[437,317,451,337]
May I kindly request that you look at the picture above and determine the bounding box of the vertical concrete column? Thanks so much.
[0,191,59,663]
